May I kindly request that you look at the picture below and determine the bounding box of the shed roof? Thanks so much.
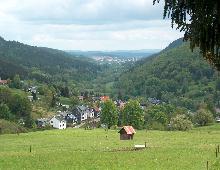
[119,126,136,134]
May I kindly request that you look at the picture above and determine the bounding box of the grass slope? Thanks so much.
[0,125,220,169]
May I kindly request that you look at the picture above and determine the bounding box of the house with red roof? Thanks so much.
[100,96,110,102]
[118,126,136,140]
[0,78,8,85]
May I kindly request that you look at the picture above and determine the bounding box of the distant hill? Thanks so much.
[116,38,218,111]
[67,49,161,59]
[0,37,101,82]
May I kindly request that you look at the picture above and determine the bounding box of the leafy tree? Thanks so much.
[216,78,220,91]
[121,99,144,129]
[154,0,220,70]
[145,104,174,125]
[100,100,118,129]
[170,114,193,131]
[9,74,22,89]
[31,92,37,101]
[60,86,70,97]
[0,104,12,120]
[8,94,32,119]
[70,96,80,108]
[51,95,57,108]
[44,89,56,108]
[194,108,214,126]
[0,87,12,104]
[24,116,36,128]
[38,85,48,95]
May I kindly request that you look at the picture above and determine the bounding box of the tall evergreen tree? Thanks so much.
[154,0,220,70]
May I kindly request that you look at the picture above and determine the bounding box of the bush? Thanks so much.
[170,114,193,131]
[147,121,166,131]
[0,119,27,134]
[194,109,214,126]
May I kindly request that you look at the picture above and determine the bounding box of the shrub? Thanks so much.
[170,114,193,131]
[194,109,214,126]
[148,121,166,131]
[0,119,27,134]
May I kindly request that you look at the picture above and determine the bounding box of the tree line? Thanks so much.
[100,99,214,131]
[116,40,219,112]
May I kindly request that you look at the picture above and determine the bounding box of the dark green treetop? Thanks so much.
[154,0,220,70]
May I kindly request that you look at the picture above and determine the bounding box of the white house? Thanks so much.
[87,109,94,119]
[27,96,33,102]
[50,116,66,129]
[216,117,220,123]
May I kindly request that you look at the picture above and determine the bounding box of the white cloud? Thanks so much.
[0,0,183,50]
[0,0,165,24]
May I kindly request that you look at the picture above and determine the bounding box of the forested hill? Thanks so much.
[116,39,220,111]
[0,37,101,82]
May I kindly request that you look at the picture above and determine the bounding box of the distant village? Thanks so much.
[1,77,220,131]
[91,56,138,64]
[26,84,162,130]
[36,95,128,130]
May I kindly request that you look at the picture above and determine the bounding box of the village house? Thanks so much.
[0,78,8,85]
[115,100,126,109]
[100,96,110,102]
[148,97,161,105]
[28,86,37,93]
[49,115,66,129]
[92,106,101,118]
[92,96,100,102]
[78,96,84,101]
[27,96,33,102]
[36,118,48,127]
[118,126,136,140]
[58,111,77,124]
[73,105,95,123]
[216,117,220,123]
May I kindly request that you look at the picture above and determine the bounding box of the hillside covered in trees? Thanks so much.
[0,37,101,83]
[116,39,220,111]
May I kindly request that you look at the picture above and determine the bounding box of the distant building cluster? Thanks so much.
[36,105,101,129]
[91,56,138,64]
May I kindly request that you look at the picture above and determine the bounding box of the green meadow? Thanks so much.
[0,125,220,170]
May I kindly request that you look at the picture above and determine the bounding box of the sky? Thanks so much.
[0,0,184,51]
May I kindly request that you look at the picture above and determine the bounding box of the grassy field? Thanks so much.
[0,125,220,170]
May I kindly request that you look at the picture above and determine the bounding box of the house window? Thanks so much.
[63,124,65,126]
[60,125,61,127]
[51,121,53,123]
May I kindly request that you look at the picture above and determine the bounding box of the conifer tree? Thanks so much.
[154,0,220,70]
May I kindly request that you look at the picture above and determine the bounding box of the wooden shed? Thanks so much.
[118,126,136,140]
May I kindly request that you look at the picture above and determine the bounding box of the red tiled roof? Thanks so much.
[94,106,100,112]
[100,96,110,102]
[122,126,136,134]
[0,80,8,84]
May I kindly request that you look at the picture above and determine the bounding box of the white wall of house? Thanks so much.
[50,117,66,129]
[81,112,88,121]
[88,111,94,118]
